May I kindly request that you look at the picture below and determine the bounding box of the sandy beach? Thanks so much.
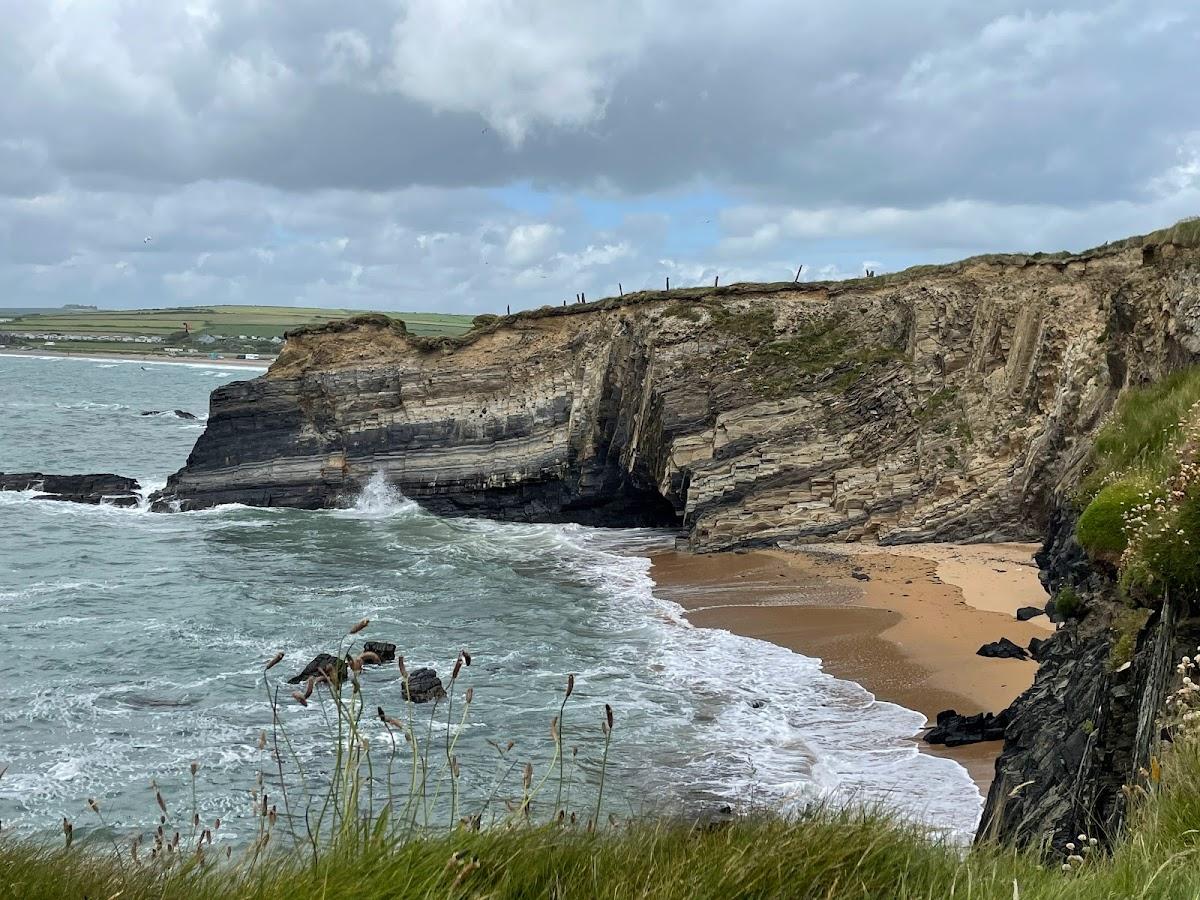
[650,542,1053,790]
[0,349,273,368]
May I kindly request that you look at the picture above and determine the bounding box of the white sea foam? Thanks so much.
[553,527,985,841]
[332,471,420,520]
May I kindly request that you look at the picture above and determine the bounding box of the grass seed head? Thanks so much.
[349,618,370,635]
[265,651,284,671]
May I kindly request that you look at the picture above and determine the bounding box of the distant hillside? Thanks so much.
[0,304,474,356]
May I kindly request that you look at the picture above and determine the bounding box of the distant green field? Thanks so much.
[0,304,475,343]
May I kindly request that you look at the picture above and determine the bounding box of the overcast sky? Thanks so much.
[2,1,1198,314]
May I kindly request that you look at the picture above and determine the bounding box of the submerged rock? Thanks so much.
[140,410,198,420]
[924,708,1011,747]
[403,667,446,704]
[362,640,396,663]
[0,471,141,506]
[977,637,1029,660]
[286,653,348,685]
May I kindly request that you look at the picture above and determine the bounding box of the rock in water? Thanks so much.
[0,471,141,506]
[403,668,445,703]
[977,637,1030,660]
[362,640,396,663]
[173,409,198,420]
[924,708,1011,746]
[286,653,347,685]
[1016,606,1046,621]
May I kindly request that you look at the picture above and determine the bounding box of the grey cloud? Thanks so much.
[2,0,1199,314]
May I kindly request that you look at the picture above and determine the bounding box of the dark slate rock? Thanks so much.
[1016,606,1046,621]
[173,409,198,420]
[403,667,446,703]
[362,640,396,663]
[924,708,1011,747]
[1028,636,1049,661]
[287,653,348,685]
[1,472,141,506]
[977,637,1030,660]
[850,570,871,581]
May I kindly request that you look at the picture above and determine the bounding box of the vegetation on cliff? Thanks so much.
[1076,367,1200,602]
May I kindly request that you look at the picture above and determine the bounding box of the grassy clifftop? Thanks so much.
[5,735,1200,898]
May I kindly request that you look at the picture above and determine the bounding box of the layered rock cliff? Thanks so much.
[154,229,1200,556]
[150,222,1200,849]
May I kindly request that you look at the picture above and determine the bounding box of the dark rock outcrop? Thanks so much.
[402,668,445,704]
[979,509,1200,851]
[362,641,396,663]
[977,637,1030,660]
[1016,606,1046,621]
[140,410,198,419]
[0,472,141,506]
[924,708,1010,746]
[286,653,348,685]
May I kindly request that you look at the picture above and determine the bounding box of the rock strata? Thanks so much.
[152,228,1200,554]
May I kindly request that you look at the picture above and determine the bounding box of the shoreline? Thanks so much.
[0,349,273,369]
[650,542,1053,793]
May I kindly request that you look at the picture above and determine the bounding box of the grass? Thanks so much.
[1076,367,1200,604]
[4,611,1200,899]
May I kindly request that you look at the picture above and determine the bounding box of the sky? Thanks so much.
[1,1,1199,315]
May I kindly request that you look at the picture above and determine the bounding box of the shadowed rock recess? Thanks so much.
[151,223,1200,849]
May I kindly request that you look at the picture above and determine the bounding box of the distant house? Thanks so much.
[197,334,218,345]
[270,336,283,344]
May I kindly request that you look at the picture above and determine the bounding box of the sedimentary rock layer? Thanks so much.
[154,229,1200,552]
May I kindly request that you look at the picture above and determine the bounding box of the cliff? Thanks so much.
[154,225,1200,555]
[148,221,1200,849]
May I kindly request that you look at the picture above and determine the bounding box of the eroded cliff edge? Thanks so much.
[155,231,1200,555]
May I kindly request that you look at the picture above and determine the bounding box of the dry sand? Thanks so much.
[650,543,1054,791]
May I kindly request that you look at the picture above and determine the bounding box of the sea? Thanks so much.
[0,353,983,843]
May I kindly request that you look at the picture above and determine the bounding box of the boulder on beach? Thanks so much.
[977,637,1029,660]
[403,667,446,703]
[924,708,1011,747]
[362,640,396,663]
[1016,606,1046,621]
[286,653,348,685]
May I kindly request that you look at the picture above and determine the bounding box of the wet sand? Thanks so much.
[650,544,1054,791]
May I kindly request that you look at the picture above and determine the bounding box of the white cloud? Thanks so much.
[504,223,561,265]
[383,0,652,142]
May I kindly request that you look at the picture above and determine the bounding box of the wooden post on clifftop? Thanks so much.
[794,265,803,283]
[714,275,719,287]
[666,276,670,290]
[619,282,623,296]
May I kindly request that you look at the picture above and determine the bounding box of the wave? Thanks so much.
[330,471,421,520]
[557,529,984,841]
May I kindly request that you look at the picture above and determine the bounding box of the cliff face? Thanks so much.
[979,508,1200,851]
[154,235,1200,554]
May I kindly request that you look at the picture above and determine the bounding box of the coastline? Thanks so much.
[0,349,272,368]
[650,542,1053,792]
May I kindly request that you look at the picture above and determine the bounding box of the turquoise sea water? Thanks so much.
[0,354,982,843]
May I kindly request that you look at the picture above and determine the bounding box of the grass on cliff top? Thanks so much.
[10,735,1200,899]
